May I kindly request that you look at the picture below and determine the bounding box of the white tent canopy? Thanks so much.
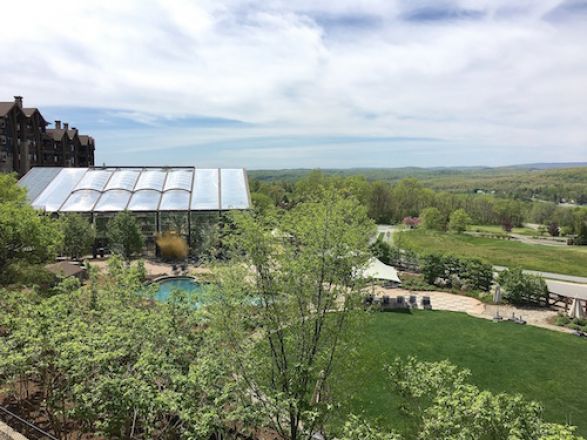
[359,258,401,284]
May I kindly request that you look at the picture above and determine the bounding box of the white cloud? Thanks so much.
[0,0,586,167]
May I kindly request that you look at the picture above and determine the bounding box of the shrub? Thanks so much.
[156,232,189,260]
[498,268,549,305]
[547,222,560,237]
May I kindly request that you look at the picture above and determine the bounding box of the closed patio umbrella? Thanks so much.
[569,298,585,319]
[492,285,503,321]
[493,285,502,304]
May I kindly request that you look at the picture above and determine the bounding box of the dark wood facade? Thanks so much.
[0,96,95,176]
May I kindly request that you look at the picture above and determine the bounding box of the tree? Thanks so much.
[0,202,63,284]
[420,207,445,231]
[61,213,96,259]
[384,357,583,440]
[420,254,445,285]
[107,211,144,259]
[547,222,560,237]
[209,191,375,440]
[368,181,393,223]
[448,208,472,233]
[0,173,26,203]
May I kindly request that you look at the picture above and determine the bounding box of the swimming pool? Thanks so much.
[153,276,202,303]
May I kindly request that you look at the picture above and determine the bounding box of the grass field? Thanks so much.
[470,224,539,237]
[395,229,587,277]
[330,311,587,436]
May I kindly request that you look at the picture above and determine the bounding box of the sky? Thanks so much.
[1,0,586,169]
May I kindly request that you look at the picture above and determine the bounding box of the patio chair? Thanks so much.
[421,296,432,310]
[396,296,406,308]
[409,295,418,308]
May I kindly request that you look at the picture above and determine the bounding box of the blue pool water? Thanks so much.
[154,277,202,303]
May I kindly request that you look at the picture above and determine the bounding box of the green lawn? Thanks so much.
[470,224,539,237]
[330,311,587,436]
[395,229,587,277]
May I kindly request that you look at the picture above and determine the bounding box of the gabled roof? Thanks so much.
[67,129,79,141]
[22,107,48,125]
[46,128,67,141]
[0,102,15,116]
[78,135,94,145]
[0,102,25,117]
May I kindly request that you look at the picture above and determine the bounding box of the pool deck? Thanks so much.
[88,258,212,279]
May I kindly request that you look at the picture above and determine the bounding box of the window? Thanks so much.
[0,119,5,129]
[0,151,7,162]
[0,136,6,145]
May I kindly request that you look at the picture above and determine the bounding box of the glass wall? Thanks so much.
[189,211,221,259]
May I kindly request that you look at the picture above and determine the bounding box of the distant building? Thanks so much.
[0,96,95,176]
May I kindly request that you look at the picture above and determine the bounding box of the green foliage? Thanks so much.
[498,268,549,305]
[386,357,583,440]
[420,253,493,292]
[420,207,445,231]
[370,237,402,267]
[0,202,63,284]
[0,173,27,203]
[448,208,472,233]
[421,254,445,284]
[251,191,275,215]
[0,262,239,439]
[340,415,402,440]
[107,210,144,259]
[210,190,375,439]
[60,213,96,259]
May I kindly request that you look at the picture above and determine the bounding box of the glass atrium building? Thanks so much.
[19,166,251,255]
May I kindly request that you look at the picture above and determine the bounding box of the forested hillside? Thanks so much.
[249,164,587,204]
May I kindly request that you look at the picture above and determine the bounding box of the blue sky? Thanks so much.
[1,0,586,169]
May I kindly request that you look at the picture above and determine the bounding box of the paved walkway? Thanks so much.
[373,287,571,334]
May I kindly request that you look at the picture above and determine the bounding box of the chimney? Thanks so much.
[64,123,69,131]
[14,96,23,108]
[55,120,61,129]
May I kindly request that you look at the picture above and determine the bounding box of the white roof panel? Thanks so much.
[29,168,87,212]
[127,190,161,211]
[104,170,140,191]
[164,169,193,191]
[160,189,190,211]
[94,190,132,212]
[221,168,250,209]
[19,167,63,202]
[191,168,219,210]
[74,169,112,191]
[135,170,166,191]
[61,190,101,212]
